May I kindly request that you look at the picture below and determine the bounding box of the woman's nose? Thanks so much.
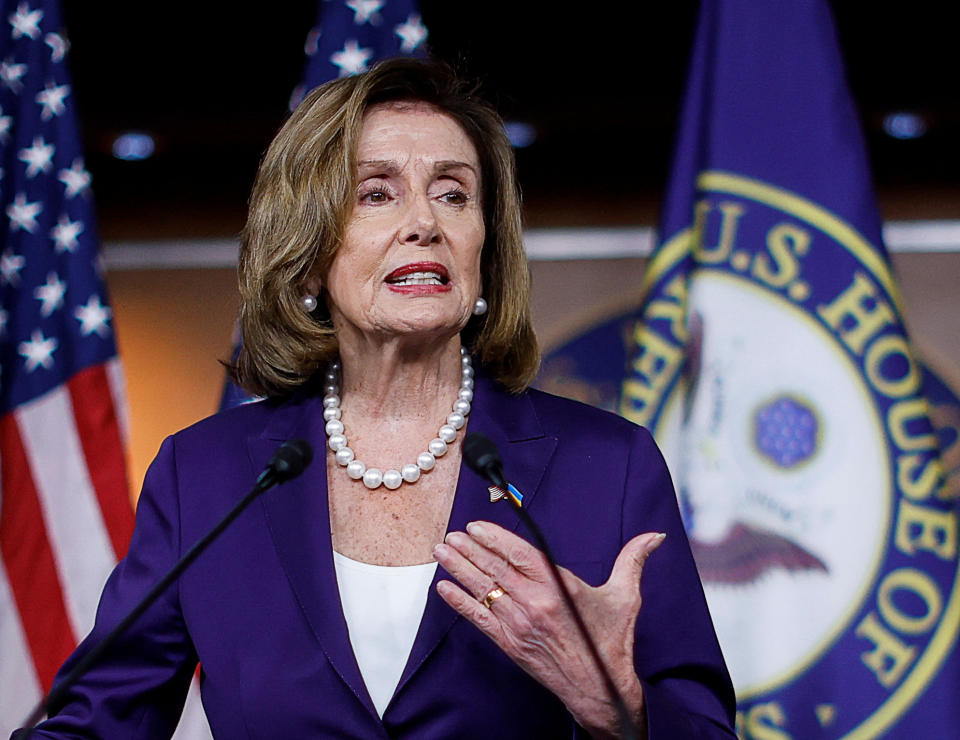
[399,196,441,246]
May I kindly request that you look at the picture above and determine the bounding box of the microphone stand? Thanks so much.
[503,494,640,740]
[19,440,312,732]
[464,433,639,740]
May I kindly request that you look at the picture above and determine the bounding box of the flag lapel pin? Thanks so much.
[487,483,524,507]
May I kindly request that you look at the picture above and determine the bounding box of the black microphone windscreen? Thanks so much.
[462,432,505,488]
[269,439,313,482]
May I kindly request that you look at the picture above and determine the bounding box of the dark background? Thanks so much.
[61,2,960,240]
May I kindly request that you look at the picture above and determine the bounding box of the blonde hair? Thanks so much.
[234,59,539,397]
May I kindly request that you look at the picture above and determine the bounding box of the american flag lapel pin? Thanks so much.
[487,483,524,507]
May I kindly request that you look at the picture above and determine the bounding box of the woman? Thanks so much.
[28,59,735,738]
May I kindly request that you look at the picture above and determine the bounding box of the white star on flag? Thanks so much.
[35,80,70,120]
[50,213,83,253]
[0,248,25,285]
[8,2,43,40]
[45,31,67,62]
[18,328,58,372]
[6,192,42,232]
[395,13,428,53]
[330,39,373,76]
[74,295,112,338]
[0,106,11,143]
[18,135,55,177]
[33,272,66,317]
[58,158,91,197]
[347,0,384,25]
[0,56,27,93]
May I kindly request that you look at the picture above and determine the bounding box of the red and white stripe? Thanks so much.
[0,363,132,730]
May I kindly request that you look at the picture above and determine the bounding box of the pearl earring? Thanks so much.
[302,294,318,313]
[473,297,488,316]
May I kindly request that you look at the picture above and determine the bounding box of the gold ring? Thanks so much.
[482,586,506,608]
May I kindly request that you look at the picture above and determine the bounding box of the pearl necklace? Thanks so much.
[322,349,475,490]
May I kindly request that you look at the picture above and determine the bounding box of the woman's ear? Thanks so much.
[303,275,322,297]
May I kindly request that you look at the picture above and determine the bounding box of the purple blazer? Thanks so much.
[29,373,736,738]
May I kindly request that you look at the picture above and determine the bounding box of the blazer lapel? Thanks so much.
[392,375,558,702]
[250,394,381,722]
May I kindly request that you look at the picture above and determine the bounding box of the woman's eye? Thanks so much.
[440,189,468,205]
[360,188,389,204]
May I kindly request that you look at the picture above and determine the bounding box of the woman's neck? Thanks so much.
[335,335,464,421]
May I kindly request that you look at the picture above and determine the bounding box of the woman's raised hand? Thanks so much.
[433,521,665,739]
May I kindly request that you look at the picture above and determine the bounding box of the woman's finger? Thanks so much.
[436,579,508,637]
[463,521,550,581]
[433,541,501,601]
[604,532,666,598]
[442,530,529,595]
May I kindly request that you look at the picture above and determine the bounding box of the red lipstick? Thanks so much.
[384,261,452,294]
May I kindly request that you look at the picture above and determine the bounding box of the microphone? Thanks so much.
[462,432,508,491]
[462,432,638,740]
[19,439,314,732]
[258,438,313,486]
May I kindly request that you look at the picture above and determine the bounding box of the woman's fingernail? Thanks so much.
[647,532,667,553]
[466,521,484,536]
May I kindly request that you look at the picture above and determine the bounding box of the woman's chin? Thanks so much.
[360,316,469,345]
[377,305,471,335]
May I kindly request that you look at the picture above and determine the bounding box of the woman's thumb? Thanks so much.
[607,532,667,593]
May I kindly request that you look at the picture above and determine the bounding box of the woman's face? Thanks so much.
[323,101,485,347]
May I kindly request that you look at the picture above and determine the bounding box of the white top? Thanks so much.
[332,551,438,717]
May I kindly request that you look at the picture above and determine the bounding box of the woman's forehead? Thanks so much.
[357,102,479,167]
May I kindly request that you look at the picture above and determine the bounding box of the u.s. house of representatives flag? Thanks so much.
[616,1,960,737]
[0,0,134,729]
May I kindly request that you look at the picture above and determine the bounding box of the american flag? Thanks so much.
[222,0,428,410]
[290,0,428,110]
[0,0,134,730]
